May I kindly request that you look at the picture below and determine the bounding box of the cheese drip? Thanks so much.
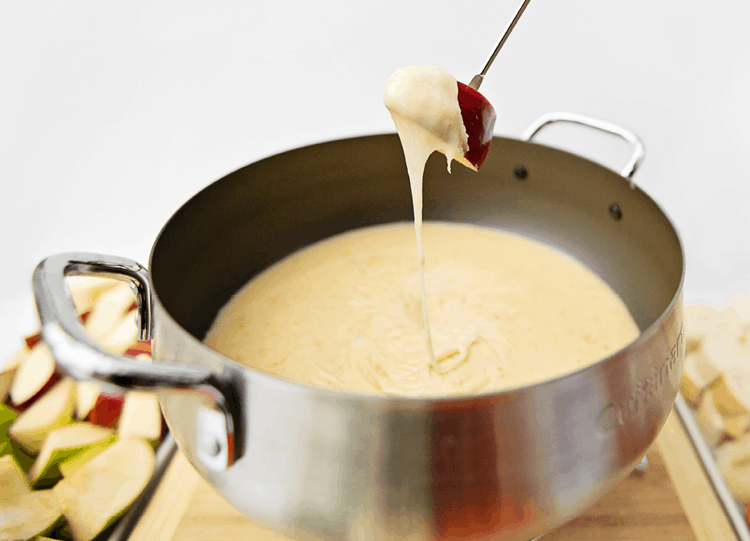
[384,65,471,369]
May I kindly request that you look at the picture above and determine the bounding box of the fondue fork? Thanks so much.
[469,0,532,91]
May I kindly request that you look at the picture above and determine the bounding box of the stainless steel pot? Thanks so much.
[32,112,685,541]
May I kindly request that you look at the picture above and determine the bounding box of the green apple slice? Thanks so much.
[54,437,155,541]
[8,378,75,454]
[0,368,14,405]
[118,391,161,442]
[0,489,63,540]
[58,436,116,478]
[0,454,30,503]
[0,403,18,457]
[9,342,56,407]
[29,423,116,486]
[0,402,17,434]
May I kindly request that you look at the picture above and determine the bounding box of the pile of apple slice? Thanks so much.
[681,295,750,520]
[0,277,166,541]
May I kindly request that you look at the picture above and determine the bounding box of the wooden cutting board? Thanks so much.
[126,409,738,541]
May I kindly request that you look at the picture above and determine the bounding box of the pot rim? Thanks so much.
[147,132,687,406]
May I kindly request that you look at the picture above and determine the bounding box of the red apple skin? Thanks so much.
[24,333,41,350]
[86,393,125,428]
[10,372,62,413]
[457,82,496,171]
[160,415,168,441]
[124,340,152,358]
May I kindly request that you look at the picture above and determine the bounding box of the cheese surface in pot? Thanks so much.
[205,222,640,397]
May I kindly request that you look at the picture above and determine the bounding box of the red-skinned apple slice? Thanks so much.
[8,377,75,454]
[118,391,161,442]
[455,82,496,171]
[86,392,125,428]
[0,454,30,503]
[9,343,58,408]
[29,423,116,486]
[54,437,155,541]
[0,489,62,540]
[76,381,102,420]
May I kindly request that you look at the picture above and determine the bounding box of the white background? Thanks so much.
[2,0,749,364]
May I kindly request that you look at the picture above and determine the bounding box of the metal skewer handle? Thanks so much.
[469,0,532,90]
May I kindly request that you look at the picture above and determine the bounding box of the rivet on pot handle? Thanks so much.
[32,252,239,472]
[521,112,646,182]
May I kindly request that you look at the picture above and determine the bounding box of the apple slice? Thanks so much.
[54,437,155,541]
[1,346,31,403]
[0,454,30,503]
[2,398,36,474]
[67,276,120,314]
[8,378,75,454]
[29,423,116,486]
[58,436,116,478]
[100,311,138,355]
[86,392,125,428]
[118,391,161,442]
[384,66,496,173]
[75,380,102,420]
[9,342,58,408]
[0,369,13,406]
[4,344,31,371]
[455,81,496,171]
[0,489,63,539]
[0,402,18,454]
[84,282,137,341]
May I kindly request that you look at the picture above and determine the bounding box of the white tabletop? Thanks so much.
[2,1,749,363]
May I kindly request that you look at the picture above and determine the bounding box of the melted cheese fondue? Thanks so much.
[204,65,640,397]
[205,223,639,396]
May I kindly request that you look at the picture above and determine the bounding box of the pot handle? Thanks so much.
[32,252,239,472]
[521,112,645,181]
